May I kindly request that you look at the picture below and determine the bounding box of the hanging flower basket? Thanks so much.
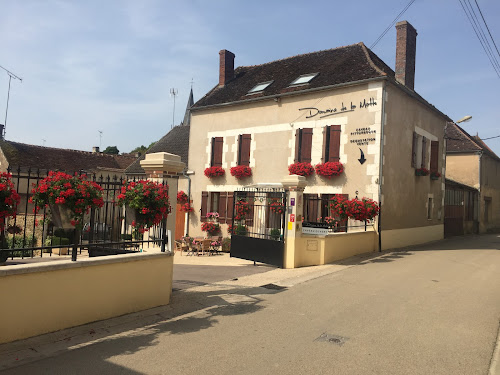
[430,171,441,180]
[230,165,252,179]
[206,212,220,221]
[201,221,220,236]
[329,195,349,221]
[235,200,251,220]
[116,180,170,233]
[315,162,344,178]
[0,172,20,223]
[288,162,314,177]
[269,201,285,214]
[180,202,194,212]
[177,190,188,204]
[415,167,430,176]
[204,166,225,178]
[30,171,104,229]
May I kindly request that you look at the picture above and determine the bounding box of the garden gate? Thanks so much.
[230,187,287,268]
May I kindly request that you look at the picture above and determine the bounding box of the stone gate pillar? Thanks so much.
[281,175,307,269]
[140,152,185,249]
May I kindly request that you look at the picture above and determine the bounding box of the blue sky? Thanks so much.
[1,0,499,154]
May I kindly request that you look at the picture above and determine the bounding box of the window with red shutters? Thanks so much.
[211,137,223,167]
[430,141,439,173]
[238,134,251,166]
[294,128,313,163]
[322,125,341,162]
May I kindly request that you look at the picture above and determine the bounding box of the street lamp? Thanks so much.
[456,115,472,124]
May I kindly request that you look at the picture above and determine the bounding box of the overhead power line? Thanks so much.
[370,0,417,49]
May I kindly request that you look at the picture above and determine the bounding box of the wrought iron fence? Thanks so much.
[1,166,169,263]
[232,187,287,241]
[303,194,371,233]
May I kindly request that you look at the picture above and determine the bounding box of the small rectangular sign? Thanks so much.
[302,227,329,236]
[290,214,295,222]
[290,198,295,206]
[288,222,293,230]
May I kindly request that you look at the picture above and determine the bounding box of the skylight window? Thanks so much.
[248,81,273,94]
[289,73,319,86]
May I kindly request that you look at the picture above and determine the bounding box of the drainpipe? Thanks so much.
[377,83,387,252]
[182,170,192,236]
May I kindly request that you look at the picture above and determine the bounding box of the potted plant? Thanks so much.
[315,161,344,178]
[288,162,314,177]
[329,195,349,221]
[204,166,225,178]
[206,212,220,222]
[177,191,188,204]
[230,165,252,179]
[430,171,441,180]
[30,171,104,229]
[180,202,194,212]
[0,172,21,263]
[116,180,170,234]
[201,221,220,236]
[415,167,430,176]
[235,200,251,220]
[269,201,285,214]
[270,228,281,240]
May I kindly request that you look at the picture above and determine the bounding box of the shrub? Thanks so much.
[270,228,281,240]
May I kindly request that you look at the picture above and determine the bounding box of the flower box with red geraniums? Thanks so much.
[201,222,220,236]
[315,162,344,178]
[230,165,252,179]
[116,180,170,234]
[269,201,285,214]
[177,191,188,204]
[204,166,225,178]
[430,171,441,180]
[415,167,430,176]
[329,195,349,221]
[30,171,104,229]
[0,172,20,224]
[180,202,194,212]
[288,162,314,177]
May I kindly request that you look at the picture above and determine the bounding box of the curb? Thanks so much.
[490,319,500,375]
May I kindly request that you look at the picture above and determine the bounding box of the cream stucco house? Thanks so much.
[188,21,450,251]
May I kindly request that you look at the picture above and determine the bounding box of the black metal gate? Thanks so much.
[230,187,287,268]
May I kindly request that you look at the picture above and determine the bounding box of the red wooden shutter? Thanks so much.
[421,136,427,168]
[212,137,223,167]
[300,128,313,163]
[294,129,300,162]
[430,141,439,173]
[201,191,208,222]
[246,192,255,227]
[239,134,251,166]
[411,132,418,168]
[226,192,234,224]
[218,192,227,223]
[304,194,318,222]
[329,125,341,162]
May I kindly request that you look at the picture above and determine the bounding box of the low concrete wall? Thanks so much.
[382,224,443,250]
[0,252,174,344]
[294,229,378,268]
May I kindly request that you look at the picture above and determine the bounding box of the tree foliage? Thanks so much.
[103,146,119,154]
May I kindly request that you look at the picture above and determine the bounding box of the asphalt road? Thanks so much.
[2,235,500,374]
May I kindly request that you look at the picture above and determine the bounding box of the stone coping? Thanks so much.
[0,252,173,277]
[300,226,376,238]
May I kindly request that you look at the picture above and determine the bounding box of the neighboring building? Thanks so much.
[445,123,500,233]
[126,88,193,239]
[188,21,450,250]
[444,178,479,237]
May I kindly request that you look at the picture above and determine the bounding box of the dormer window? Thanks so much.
[289,73,319,86]
[247,81,273,94]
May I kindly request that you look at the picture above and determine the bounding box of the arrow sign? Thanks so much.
[358,148,366,164]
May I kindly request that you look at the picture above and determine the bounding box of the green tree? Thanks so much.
[130,142,156,155]
[103,146,119,154]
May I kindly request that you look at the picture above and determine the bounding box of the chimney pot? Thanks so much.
[219,49,235,86]
[0,124,4,140]
[92,146,100,153]
[395,21,417,90]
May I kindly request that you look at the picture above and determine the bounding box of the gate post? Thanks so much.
[281,175,307,269]
[140,152,185,251]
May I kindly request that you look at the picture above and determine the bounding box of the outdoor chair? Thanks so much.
[194,239,211,256]
[174,240,189,256]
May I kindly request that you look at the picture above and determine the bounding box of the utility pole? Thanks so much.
[170,88,178,129]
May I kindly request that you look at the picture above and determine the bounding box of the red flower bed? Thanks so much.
[230,165,252,179]
[288,162,314,177]
[201,222,220,236]
[0,172,20,221]
[315,162,344,178]
[177,190,188,204]
[180,202,194,212]
[415,167,430,176]
[269,201,285,214]
[204,166,225,178]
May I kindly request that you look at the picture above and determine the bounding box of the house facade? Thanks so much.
[188,21,449,251]
[446,123,500,233]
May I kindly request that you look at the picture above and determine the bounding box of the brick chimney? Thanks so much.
[92,146,100,153]
[219,49,235,86]
[395,21,417,90]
